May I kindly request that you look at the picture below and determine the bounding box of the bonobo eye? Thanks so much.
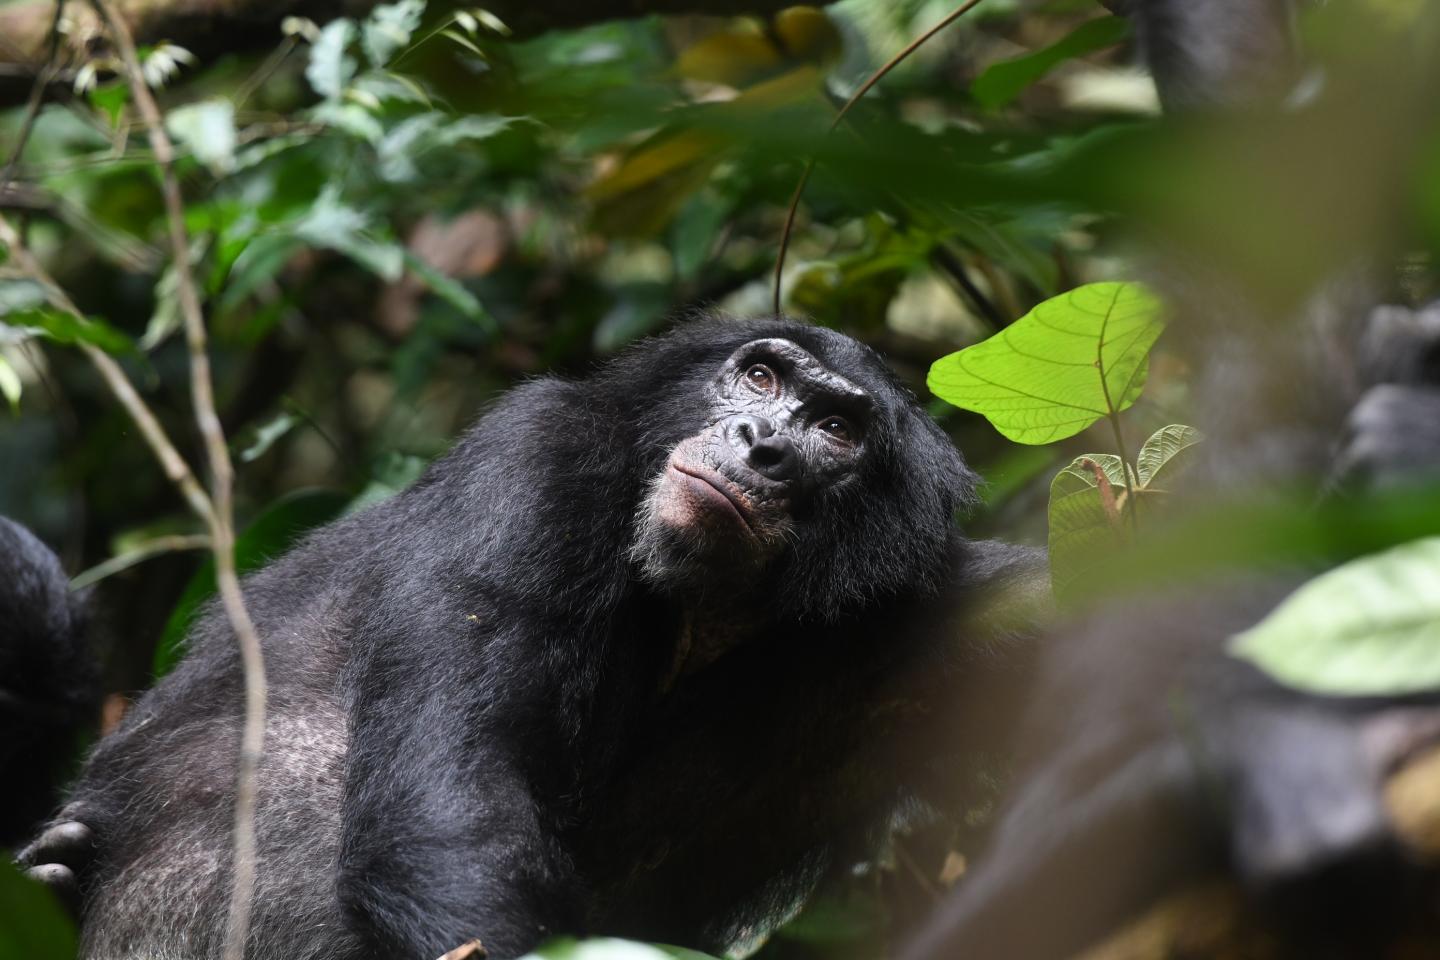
[744,364,779,395]
[817,416,855,445]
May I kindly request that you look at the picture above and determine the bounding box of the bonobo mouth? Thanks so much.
[669,463,755,534]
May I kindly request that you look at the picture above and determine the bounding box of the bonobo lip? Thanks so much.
[669,463,755,534]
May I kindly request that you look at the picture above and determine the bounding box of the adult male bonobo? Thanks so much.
[21,317,1045,960]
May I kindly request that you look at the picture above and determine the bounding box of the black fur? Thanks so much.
[0,518,97,849]
[27,317,1044,960]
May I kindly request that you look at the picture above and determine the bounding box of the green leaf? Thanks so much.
[1231,537,1440,697]
[1,306,135,355]
[0,353,21,414]
[291,187,404,281]
[153,489,350,677]
[927,281,1165,445]
[307,19,358,100]
[1136,423,1203,488]
[0,858,76,960]
[362,0,425,65]
[165,98,237,175]
[1047,453,1130,602]
[403,251,498,334]
[971,16,1132,111]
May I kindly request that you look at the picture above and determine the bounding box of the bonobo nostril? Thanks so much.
[726,416,796,481]
[748,435,799,482]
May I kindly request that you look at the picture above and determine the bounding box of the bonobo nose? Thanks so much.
[727,415,800,482]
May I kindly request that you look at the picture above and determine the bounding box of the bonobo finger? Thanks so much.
[25,862,81,916]
[17,820,94,868]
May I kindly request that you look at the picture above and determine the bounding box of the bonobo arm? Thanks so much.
[335,612,586,960]
[581,537,1049,951]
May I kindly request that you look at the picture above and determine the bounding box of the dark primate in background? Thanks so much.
[17,318,1047,959]
[0,518,98,848]
[907,0,1440,956]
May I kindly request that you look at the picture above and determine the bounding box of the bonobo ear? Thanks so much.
[777,397,979,620]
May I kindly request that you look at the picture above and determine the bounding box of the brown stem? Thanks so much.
[771,0,988,313]
[89,3,267,958]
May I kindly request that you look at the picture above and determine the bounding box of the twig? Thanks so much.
[772,0,988,315]
[88,3,267,958]
[0,0,68,193]
[70,533,212,589]
[0,212,216,524]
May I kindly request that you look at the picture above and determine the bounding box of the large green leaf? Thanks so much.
[971,16,1132,111]
[153,489,350,677]
[1230,536,1440,697]
[928,281,1165,444]
[0,859,76,960]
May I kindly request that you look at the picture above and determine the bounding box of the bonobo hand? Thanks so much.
[16,811,96,916]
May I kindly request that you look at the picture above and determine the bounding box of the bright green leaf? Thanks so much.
[1231,537,1440,696]
[166,98,237,174]
[2,306,135,355]
[971,16,1132,111]
[307,19,358,100]
[927,281,1165,444]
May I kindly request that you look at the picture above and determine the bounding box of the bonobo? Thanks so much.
[0,519,98,848]
[20,317,1046,960]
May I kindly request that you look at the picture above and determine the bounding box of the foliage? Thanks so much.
[0,860,75,960]
[1231,537,1440,697]
[927,281,1164,445]
[3,0,1440,954]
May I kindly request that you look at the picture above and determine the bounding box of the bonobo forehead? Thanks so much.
[716,338,871,408]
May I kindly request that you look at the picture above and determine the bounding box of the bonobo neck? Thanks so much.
[658,595,770,692]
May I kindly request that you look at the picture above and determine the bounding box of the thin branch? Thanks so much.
[772,0,988,315]
[88,3,267,958]
[0,211,216,525]
[70,533,212,589]
[0,0,66,193]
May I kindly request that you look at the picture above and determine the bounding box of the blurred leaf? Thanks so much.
[291,187,404,280]
[0,860,75,960]
[88,82,130,128]
[307,19,358,100]
[1231,537,1440,696]
[928,281,1164,444]
[972,16,1131,111]
[363,0,425,66]
[239,410,301,462]
[166,98,237,175]
[154,489,350,677]
[1,306,135,355]
[404,251,498,333]
[346,452,429,514]
[0,353,21,414]
[674,32,783,87]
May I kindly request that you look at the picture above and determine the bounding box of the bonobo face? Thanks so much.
[632,337,873,588]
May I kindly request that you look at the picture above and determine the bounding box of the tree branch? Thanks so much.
[88,2,267,957]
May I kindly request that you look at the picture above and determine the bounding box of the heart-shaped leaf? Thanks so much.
[928,281,1165,445]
